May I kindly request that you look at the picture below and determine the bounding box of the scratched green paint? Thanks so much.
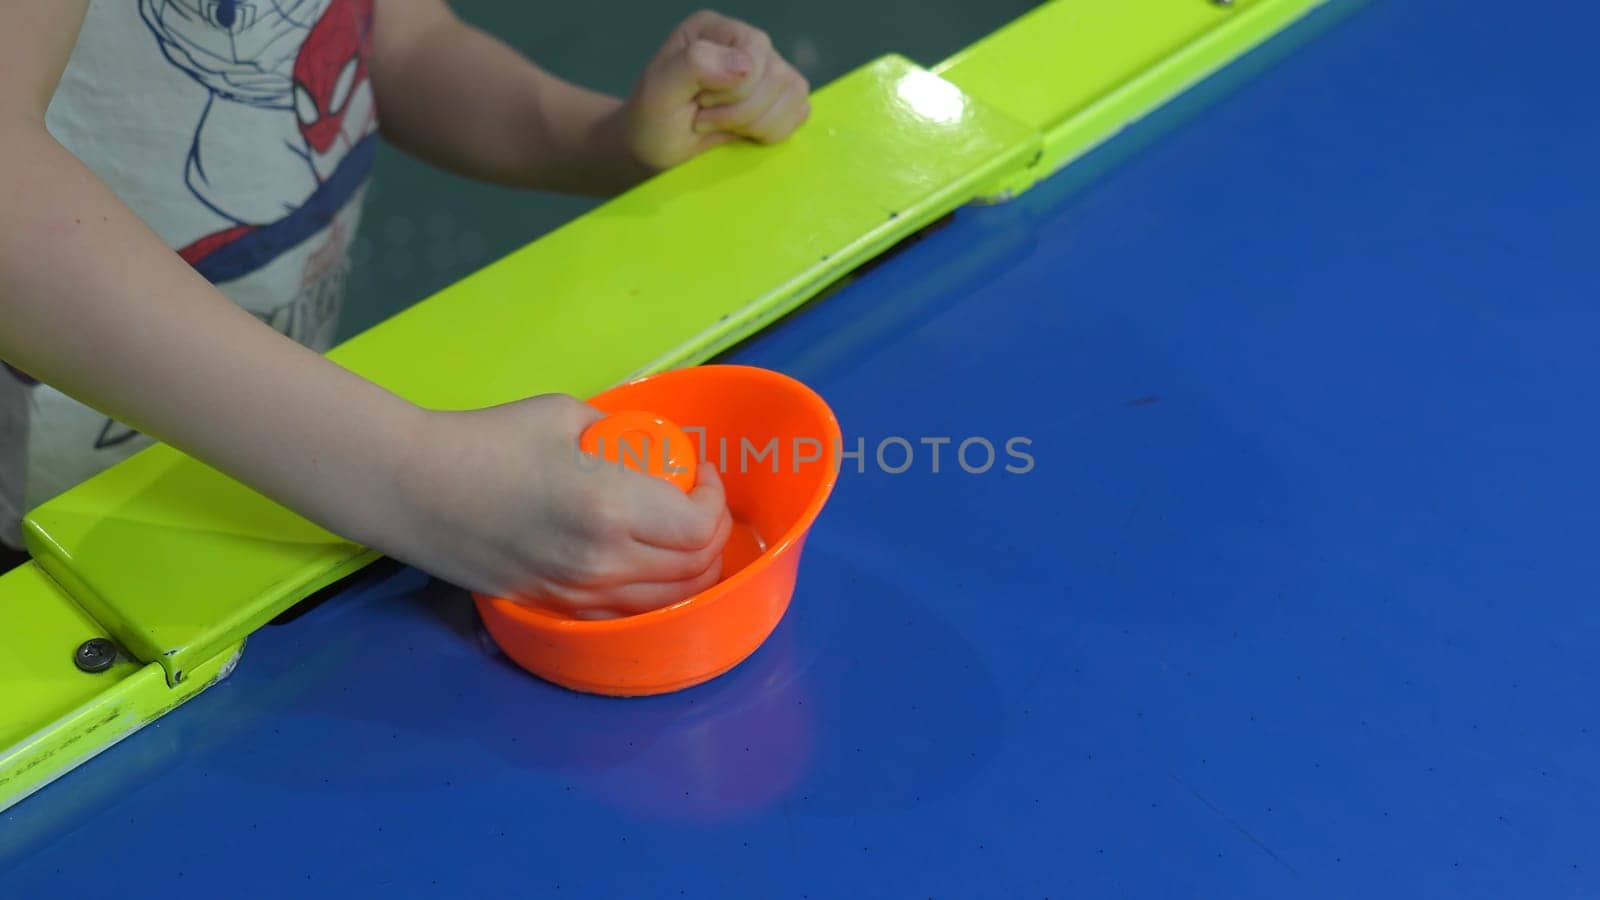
[0,562,242,811]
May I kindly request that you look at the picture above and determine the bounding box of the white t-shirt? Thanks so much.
[0,0,379,547]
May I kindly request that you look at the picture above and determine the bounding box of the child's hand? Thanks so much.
[622,10,811,171]
[391,394,732,616]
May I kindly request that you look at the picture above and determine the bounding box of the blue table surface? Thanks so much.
[6,1,1599,895]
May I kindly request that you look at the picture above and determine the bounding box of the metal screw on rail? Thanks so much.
[74,638,118,674]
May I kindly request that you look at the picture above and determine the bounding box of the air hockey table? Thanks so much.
[4,0,1599,895]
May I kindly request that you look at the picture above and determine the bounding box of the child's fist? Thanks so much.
[623,10,811,171]
[392,394,732,618]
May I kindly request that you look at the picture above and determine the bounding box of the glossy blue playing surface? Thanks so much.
[5,1,1598,895]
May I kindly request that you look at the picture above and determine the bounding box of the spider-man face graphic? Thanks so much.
[137,0,379,280]
[292,0,374,155]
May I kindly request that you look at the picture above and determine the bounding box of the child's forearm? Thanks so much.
[0,0,737,605]
[371,3,651,195]
[0,122,424,550]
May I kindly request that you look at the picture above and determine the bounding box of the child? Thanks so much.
[0,1,810,612]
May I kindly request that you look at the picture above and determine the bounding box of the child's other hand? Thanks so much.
[622,10,811,171]
[392,394,732,617]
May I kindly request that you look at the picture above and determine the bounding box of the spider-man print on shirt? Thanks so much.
[3,3,376,379]
[9,0,381,449]
[140,0,378,283]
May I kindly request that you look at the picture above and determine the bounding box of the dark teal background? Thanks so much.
[339,1,1038,338]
